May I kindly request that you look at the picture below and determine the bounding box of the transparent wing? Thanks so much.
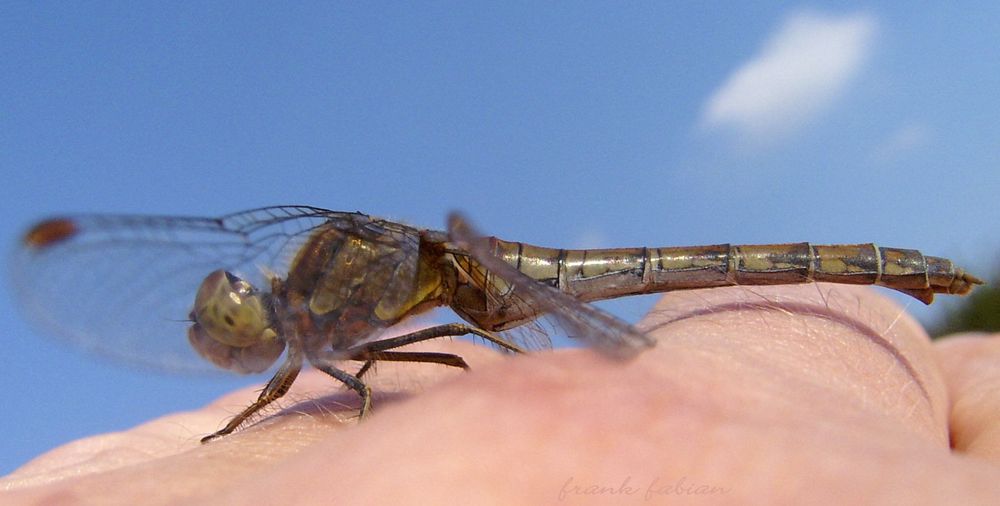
[10,206,366,374]
[446,213,655,359]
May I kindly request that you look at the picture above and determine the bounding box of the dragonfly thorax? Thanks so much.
[187,270,285,374]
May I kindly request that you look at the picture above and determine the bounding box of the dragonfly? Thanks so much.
[11,206,983,442]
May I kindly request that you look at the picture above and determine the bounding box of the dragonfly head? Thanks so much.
[187,270,284,374]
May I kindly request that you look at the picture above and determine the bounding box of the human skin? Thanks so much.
[2,283,999,504]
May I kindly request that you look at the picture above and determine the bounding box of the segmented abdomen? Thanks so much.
[492,240,982,304]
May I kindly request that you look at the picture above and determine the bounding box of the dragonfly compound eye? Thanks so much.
[187,270,283,374]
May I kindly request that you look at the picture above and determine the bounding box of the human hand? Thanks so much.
[3,283,999,504]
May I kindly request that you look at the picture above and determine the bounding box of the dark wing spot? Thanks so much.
[24,218,78,248]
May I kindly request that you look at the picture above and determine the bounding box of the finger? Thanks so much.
[934,333,1000,461]
[639,282,949,444]
[0,340,508,504]
[209,284,1000,504]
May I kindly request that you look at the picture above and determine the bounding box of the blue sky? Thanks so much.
[2,3,998,475]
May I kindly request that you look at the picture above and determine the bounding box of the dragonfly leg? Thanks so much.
[306,324,521,419]
[359,323,525,354]
[201,353,302,443]
[311,362,373,418]
[351,350,469,380]
[355,359,375,378]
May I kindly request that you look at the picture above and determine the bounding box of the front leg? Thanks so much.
[201,352,302,443]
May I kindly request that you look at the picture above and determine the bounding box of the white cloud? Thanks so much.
[700,10,877,141]
[572,230,608,249]
[870,123,932,162]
